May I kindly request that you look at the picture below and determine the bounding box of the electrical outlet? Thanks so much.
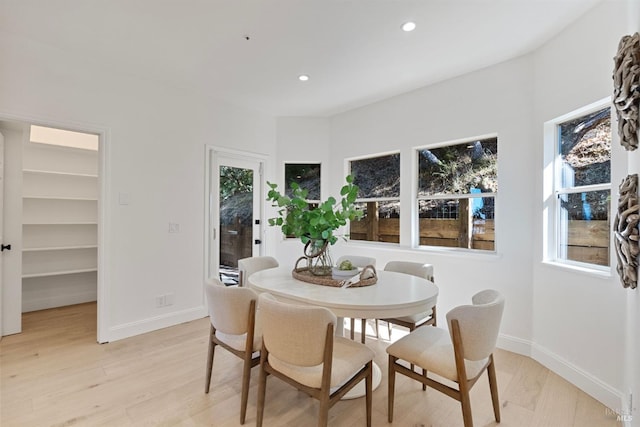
[156,295,166,308]
[119,192,130,205]
[156,293,174,308]
[168,223,180,233]
[165,292,174,306]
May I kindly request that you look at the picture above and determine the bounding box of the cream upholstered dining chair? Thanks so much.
[237,256,279,287]
[386,289,505,427]
[380,261,436,338]
[256,293,374,427]
[204,278,261,425]
[335,255,376,343]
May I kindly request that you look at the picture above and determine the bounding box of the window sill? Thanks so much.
[541,260,612,279]
[344,240,503,261]
[415,245,503,261]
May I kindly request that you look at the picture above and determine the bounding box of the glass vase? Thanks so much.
[304,239,333,276]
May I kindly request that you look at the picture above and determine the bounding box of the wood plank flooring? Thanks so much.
[0,303,621,426]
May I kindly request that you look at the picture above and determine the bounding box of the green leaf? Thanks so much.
[265,175,359,247]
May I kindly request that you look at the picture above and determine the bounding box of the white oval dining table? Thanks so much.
[247,266,439,399]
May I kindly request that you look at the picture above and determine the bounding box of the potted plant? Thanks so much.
[267,175,363,275]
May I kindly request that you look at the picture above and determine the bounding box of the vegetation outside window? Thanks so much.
[553,106,611,267]
[417,137,498,251]
[349,153,400,243]
[284,163,321,201]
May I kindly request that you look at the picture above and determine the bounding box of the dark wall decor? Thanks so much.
[613,32,640,151]
[614,174,639,289]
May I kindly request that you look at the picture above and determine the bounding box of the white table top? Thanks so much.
[248,267,438,319]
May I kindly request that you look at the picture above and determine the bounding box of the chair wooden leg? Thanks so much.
[350,318,355,340]
[239,355,252,424]
[408,326,416,378]
[318,389,330,427]
[388,355,396,423]
[361,319,367,343]
[422,368,427,391]
[205,327,215,393]
[487,356,501,422]
[374,319,380,339]
[365,362,372,427]
[256,359,268,427]
[387,322,392,339]
[459,384,474,427]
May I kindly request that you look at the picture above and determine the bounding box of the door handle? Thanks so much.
[254,239,262,245]
[1,244,11,252]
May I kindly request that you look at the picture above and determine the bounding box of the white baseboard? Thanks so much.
[497,333,532,357]
[22,291,97,313]
[106,306,208,342]
[496,334,623,413]
[531,342,623,412]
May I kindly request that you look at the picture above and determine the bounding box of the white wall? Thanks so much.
[272,117,332,267]
[328,55,536,353]
[268,0,630,413]
[0,33,276,341]
[532,0,628,411]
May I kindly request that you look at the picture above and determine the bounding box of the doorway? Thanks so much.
[206,147,265,284]
[0,119,105,342]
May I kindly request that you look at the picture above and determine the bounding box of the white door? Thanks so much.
[0,131,4,339]
[207,149,264,284]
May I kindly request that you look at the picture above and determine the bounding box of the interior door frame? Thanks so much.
[0,111,109,343]
[204,145,267,281]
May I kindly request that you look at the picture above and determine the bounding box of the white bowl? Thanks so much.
[332,267,359,280]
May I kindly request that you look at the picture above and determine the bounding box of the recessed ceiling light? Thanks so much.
[401,21,416,32]
[298,74,310,82]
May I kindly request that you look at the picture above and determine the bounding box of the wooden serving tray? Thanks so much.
[292,265,377,288]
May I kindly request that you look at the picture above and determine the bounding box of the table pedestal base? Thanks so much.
[341,362,382,400]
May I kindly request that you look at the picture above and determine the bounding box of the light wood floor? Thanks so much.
[0,303,620,427]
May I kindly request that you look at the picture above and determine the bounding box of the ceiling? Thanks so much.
[1,0,602,117]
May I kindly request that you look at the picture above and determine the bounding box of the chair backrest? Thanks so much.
[258,293,336,367]
[384,260,434,282]
[336,255,376,268]
[204,278,258,335]
[237,256,279,286]
[446,289,504,361]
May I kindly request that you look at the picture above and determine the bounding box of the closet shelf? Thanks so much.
[23,221,98,225]
[22,268,98,279]
[23,169,98,178]
[21,139,99,312]
[23,245,98,252]
[23,196,98,201]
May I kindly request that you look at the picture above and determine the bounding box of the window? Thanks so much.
[549,105,611,268]
[417,137,497,251]
[349,153,400,243]
[284,163,321,202]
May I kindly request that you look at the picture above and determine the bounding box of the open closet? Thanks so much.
[21,126,99,312]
